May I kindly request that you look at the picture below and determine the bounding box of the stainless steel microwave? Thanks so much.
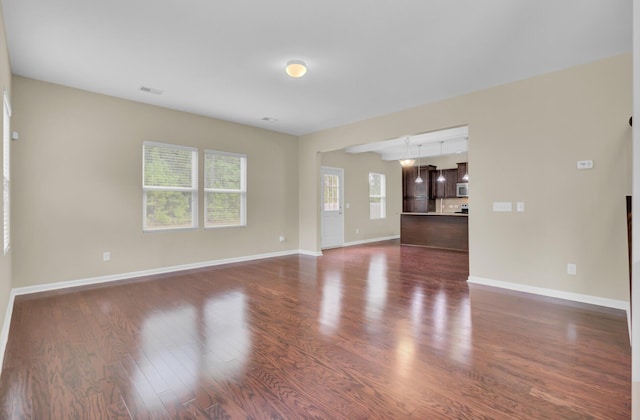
[456,183,469,197]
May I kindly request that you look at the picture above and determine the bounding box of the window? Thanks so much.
[323,174,340,211]
[204,150,246,228]
[3,90,11,255]
[143,142,198,230]
[369,172,386,219]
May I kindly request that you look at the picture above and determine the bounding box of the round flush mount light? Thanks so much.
[285,60,307,78]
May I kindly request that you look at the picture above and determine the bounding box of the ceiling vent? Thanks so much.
[139,86,164,95]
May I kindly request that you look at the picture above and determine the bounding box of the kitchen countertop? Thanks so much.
[401,212,468,217]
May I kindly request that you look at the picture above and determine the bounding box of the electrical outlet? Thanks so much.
[516,202,525,212]
[279,236,285,242]
[567,263,576,275]
[356,228,359,234]
[103,251,110,262]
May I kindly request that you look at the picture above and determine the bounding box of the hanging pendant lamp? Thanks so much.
[415,144,423,184]
[399,138,416,167]
[462,138,469,181]
[437,141,446,182]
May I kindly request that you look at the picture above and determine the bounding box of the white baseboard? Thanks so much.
[467,276,630,312]
[342,235,400,247]
[13,250,305,296]
[298,249,323,257]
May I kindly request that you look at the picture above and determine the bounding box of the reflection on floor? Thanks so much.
[0,240,630,418]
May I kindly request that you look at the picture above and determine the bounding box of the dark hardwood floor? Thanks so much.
[0,240,631,419]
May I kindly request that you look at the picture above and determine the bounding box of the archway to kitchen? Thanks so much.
[319,125,470,256]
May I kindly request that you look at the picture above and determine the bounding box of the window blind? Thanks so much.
[143,141,198,230]
[204,150,247,228]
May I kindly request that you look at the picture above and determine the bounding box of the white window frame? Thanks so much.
[204,150,247,228]
[369,172,386,220]
[142,141,198,231]
[3,90,11,255]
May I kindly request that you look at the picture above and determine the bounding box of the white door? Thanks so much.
[321,166,344,249]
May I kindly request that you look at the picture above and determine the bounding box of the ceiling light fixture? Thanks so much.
[285,60,307,78]
[399,138,416,167]
[415,145,423,184]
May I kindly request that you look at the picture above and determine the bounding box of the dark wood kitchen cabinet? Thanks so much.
[457,162,468,182]
[444,169,458,197]
[401,213,468,251]
[429,168,458,198]
[403,165,435,212]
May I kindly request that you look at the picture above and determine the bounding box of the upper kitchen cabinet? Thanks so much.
[429,168,459,198]
[403,165,435,212]
[445,169,458,197]
[457,162,468,183]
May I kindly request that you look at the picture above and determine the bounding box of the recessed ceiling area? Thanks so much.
[0,0,631,136]
[345,126,469,161]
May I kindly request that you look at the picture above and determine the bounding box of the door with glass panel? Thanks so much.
[320,167,344,249]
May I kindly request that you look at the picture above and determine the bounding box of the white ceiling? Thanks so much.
[1,0,631,136]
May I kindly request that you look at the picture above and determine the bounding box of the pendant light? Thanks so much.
[437,141,446,182]
[415,144,423,184]
[399,137,416,167]
[462,138,469,181]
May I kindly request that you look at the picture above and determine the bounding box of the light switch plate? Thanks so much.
[493,202,512,212]
[516,202,525,212]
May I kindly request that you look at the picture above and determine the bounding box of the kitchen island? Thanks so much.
[400,213,468,251]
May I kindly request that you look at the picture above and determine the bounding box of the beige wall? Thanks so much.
[300,54,632,302]
[11,77,300,287]
[0,4,11,332]
[321,150,401,243]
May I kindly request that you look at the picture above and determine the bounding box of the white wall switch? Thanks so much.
[346,203,350,209]
[516,202,525,212]
[103,251,110,262]
[493,202,512,212]
[576,160,593,170]
[567,263,576,275]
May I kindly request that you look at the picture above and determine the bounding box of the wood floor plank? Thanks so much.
[0,241,630,419]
